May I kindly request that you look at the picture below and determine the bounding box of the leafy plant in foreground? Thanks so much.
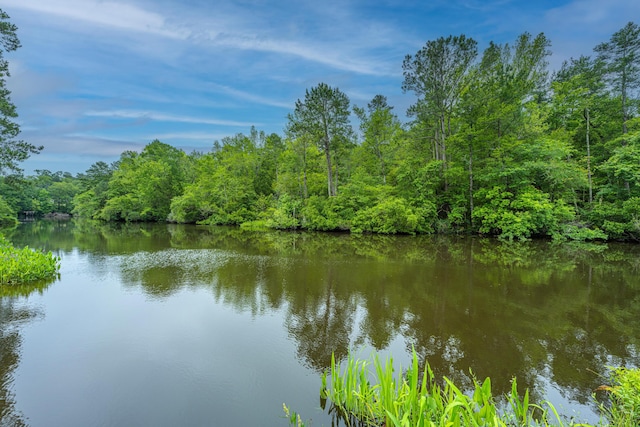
[0,235,60,284]
[304,350,601,426]
[598,367,640,427]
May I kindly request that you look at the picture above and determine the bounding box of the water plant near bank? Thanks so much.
[598,367,640,427]
[286,350,640,427]
[0,235,60,284]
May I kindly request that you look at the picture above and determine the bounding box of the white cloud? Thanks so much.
[3,0,188,39]
[149,132,232,141]
[5,0,399,77]
[204,32,397,77]
[545,0,640,31]
[207,84,291,109]
[7,61,70,102]
[542,0,640,70]
[85,110,258,127]
[22,133,145,156]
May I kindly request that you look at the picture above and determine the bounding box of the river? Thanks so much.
[1,220,639,426]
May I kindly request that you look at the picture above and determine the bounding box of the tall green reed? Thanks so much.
[318,349,595,427]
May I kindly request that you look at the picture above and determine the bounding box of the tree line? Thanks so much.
[1,14,640,240]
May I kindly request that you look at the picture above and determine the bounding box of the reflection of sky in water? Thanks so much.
[9,252,330,427]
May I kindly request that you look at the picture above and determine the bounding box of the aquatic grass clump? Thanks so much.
[317,350,593,427]
[283,404,307,427]
[599,367,640,426]
[0,235,60,284]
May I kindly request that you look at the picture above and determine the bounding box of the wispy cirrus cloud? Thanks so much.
[2,0,188,39]
[147,132,231,141]
[543,0,640,69]
[20,132,145,157]
[5,0,399,77]
[207,84,291,109]
[203,32,398,77]
[545,0,640,29]
[85,110,258,127]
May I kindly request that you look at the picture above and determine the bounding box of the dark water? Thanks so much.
[1,220,639,426]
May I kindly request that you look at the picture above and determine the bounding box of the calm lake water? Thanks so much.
[1,220,640,426]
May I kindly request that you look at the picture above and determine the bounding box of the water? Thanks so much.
[1,220,639,426]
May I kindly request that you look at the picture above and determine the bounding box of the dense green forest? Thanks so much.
[2,21,640,241]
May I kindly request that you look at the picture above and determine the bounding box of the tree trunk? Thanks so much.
[440,113,448,192]
[622,74,628,136]
[303,170,308,199]
[468,142,474,226]
[324,140,334,197]
[585,108,593,204]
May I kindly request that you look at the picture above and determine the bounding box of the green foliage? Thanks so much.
[72,189,102,219]
[554,224,608,242]
[0,234,60,284]
[351,196,435,234]
[354,95,404,184]
[402,34,478,168]
[586,197,640,240]
[474,186,574,240]
[0,170,81,217]
[0,194,17,227]
[316,350,588,427]
[72,161,114,218]
[263,193,301,229]
[595,21,640,134]
[282,404,307,427]
[599,367,640,427]
[254,132,285,196]
[94,141,189,222]
[300,195,346,231]
[170,136,259,225]
[287,83,353,197]
[599,132,640,199]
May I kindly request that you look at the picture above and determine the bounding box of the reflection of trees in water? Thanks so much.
[6,219,74,254]
[406,243,640,405]
[285,262,357,371]
[0,292,47,427]
[126,228,640,404]
[544,263,640,403]
[19,221,640,409]
[0,276,53,427]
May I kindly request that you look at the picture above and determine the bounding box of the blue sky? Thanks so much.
[3,0,639,174]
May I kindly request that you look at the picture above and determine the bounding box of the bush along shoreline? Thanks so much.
[284,350,639,427]
[0,235,60,285]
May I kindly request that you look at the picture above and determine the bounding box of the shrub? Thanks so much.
[351,197,435,234]
[264,193,302,229]
[598,367,640,427]
[474,186,574,240]
[300,196,346,231]
[0,196,17,227]
[554,224,608,242]
[587,198,640,240]
[0,235,60,284]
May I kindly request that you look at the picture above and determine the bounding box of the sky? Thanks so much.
[2,0,639,175]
